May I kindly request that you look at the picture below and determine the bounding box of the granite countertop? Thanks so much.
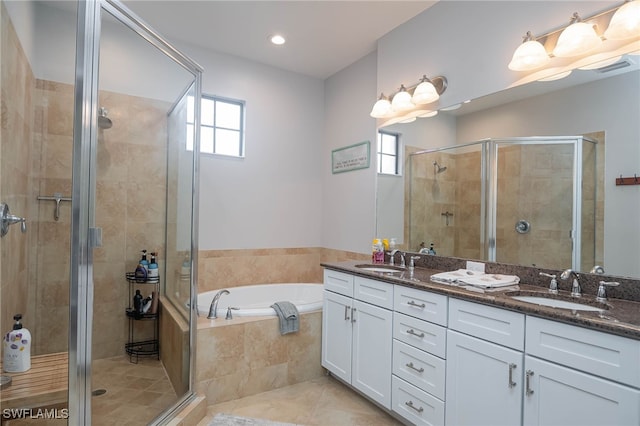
[321,260,640,340]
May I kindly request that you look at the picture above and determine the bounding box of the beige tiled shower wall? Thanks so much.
[582,131,605,269]
[197,247,368,292]
[0,2,35,343]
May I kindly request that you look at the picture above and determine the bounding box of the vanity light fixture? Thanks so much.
[391,84,414,112]
[370,93,392,118]
[553,13,602,58]
[604,0,640,40]
[370,75,448,121]
[508,1,640,83]
[412,75,440,105]
[508,31,551,71]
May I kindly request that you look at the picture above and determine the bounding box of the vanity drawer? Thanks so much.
[393,340,445,400]
[323,269,354,298]
[526,316,640,388]
[448,298,524,351]
[354,276,393,309]
[392,375,444,426]
[394,285,448,326]
[393,312,446,359]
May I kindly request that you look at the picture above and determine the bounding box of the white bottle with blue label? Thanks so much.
[3,314,31,373]
[147,252,159,283]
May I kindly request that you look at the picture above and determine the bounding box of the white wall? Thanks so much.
[322,52,378,254]
[174,43,325,250]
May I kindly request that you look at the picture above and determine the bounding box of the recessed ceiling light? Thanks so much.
[270,34,286,45]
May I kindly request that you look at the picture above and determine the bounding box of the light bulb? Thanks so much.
[553,15,602,58]
[604,0,640,40]
[370,94,392,118]
[509,38,550,71]
[391,85,414,112]
[412,77,439,104]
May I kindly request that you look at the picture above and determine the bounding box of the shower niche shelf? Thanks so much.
[124,273,160,363]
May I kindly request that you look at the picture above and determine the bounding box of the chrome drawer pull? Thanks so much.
[406,362,425,373]
[508,363,517,388]
[344,305,350,321]
[525,370,534,396]
[351,307,356,323]
[405,400,424,413]
[407,329,425,338]
[407,300,426,308]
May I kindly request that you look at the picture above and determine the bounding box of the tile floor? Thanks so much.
[91,355,177,425]
[198,375,403,426]
[5,355,176,426]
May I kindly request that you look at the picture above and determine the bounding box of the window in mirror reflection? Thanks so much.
[186,94,245,156]
[377,130,401,175]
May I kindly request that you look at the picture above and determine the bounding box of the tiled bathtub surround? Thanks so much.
[196,311,323,405]
[197,247,369,292]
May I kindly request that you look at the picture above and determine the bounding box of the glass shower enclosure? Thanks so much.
[408,136,599,271]
[1,0,202,424]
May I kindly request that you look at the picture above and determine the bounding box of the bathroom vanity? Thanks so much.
[321,261,640,426]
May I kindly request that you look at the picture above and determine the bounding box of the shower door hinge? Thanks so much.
[89,227,102,248]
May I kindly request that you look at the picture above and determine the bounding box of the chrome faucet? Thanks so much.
[389,249,400,266]
[399,252,406,268]
[539,272,558,294]
[560,269,581,298]
[596,281,619,303]
[590,265,605,274]
[207,289,230,319]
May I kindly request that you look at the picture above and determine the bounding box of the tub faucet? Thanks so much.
[560,269,581,298]
[208,289,230,319]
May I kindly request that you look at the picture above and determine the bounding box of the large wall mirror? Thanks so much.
[376,58,639,280]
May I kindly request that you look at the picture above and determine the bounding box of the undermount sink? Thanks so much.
[355,264,404,274]
[507,292,608,312]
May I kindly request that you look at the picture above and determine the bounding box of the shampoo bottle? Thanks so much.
[147,252,159,283]
[3,314,31,373]
[139,250,149,273]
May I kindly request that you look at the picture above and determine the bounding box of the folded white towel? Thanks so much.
[430,270,519,289]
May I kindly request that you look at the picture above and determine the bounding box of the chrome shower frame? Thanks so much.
[71,0,202,423]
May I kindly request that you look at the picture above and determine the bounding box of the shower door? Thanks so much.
[72,0,202,423]
[490,137,582,271]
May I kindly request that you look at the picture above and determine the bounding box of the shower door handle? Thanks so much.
[89,227,103,248]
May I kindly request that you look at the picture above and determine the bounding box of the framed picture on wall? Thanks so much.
[331,141,370,174]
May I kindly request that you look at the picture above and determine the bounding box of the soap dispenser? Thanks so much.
[3,314,31,373]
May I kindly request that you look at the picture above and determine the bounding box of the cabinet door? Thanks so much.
[446,330,523,426]
[523,356,640,426]
[352,299,393,409]
[321,290,353,383]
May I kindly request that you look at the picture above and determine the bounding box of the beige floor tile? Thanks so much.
[199,375,402,426]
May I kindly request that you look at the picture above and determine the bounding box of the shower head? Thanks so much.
[433,161,447,173]
[98,107,112,129]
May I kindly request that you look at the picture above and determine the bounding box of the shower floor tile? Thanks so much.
[3,355,176,426]
[198,375,402,426]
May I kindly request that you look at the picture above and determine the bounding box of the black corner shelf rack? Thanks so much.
[125,273,160,363]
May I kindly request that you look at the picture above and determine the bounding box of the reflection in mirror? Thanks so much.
[376,62,639,279]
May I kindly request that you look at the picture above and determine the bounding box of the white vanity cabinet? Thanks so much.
[322,267,640,426]
[321,269,393,409]
[391,285,448,426]
[445,298,525,426]
[522,317,640,426]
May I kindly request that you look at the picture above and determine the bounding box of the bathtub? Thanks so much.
[197,283,323,317]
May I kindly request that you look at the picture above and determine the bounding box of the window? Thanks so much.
[186,95,245,156]
[377,130,400,175]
